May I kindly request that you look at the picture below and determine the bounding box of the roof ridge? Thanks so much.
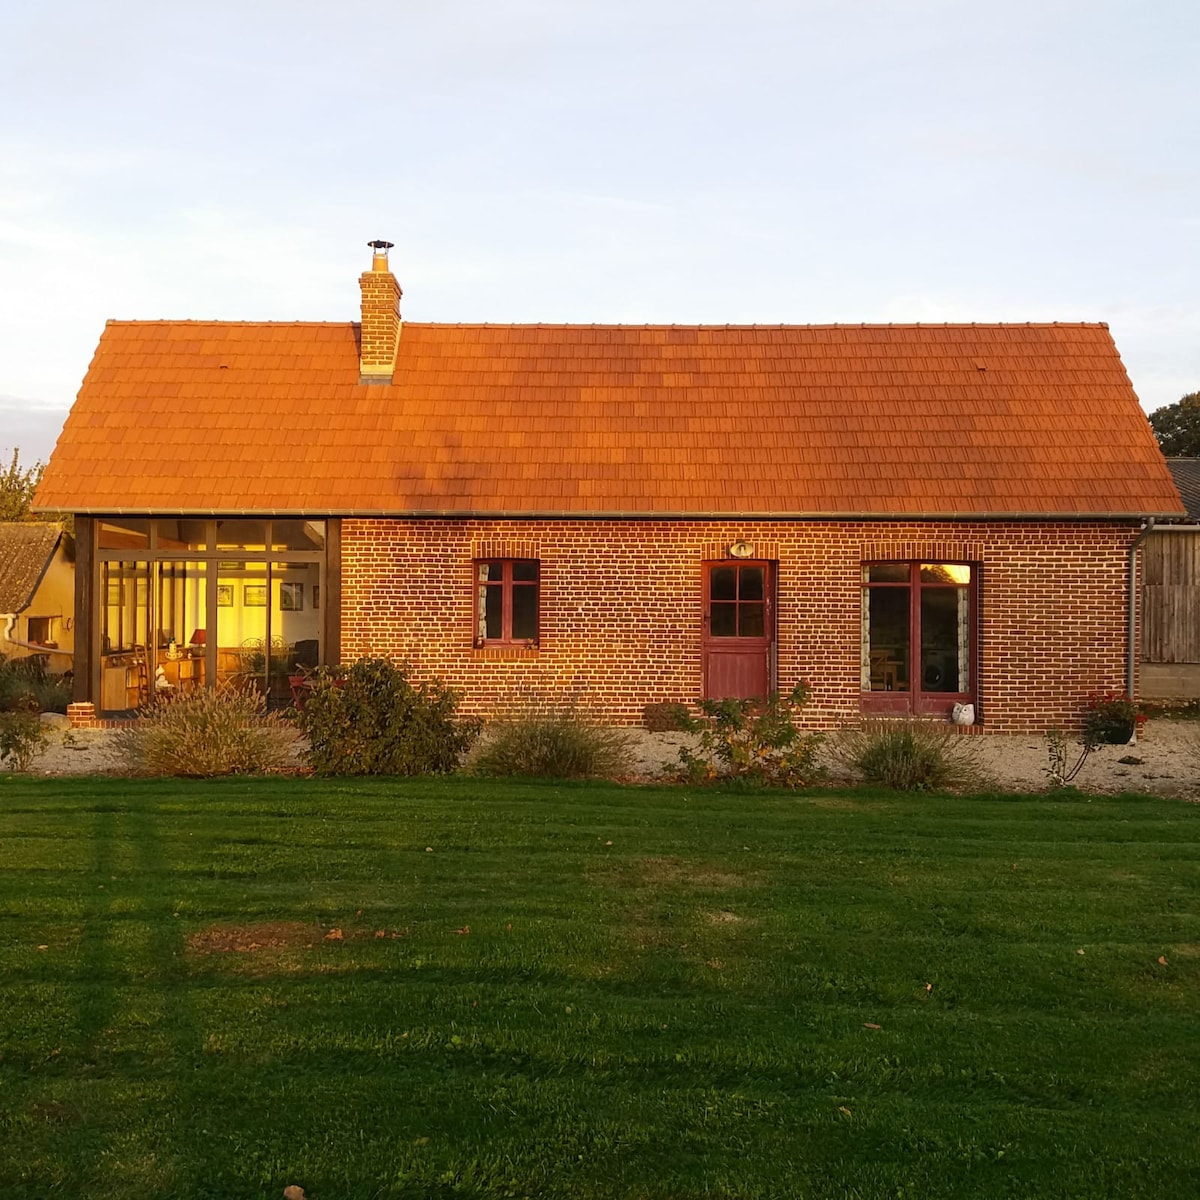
[103,319,354,328]
[99,318,1112,331]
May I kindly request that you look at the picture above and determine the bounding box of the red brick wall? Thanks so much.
[340,518,1140,734]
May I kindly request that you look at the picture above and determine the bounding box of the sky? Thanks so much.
[1,0,1197,465]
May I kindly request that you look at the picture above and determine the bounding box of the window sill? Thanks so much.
[472,643,540,660]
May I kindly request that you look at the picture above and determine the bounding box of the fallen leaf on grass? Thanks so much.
[324,929,343,941]
[1077,949,1086,956]
[863,1023,882,1030]
[36,945,48,952]
[838,1106,853,1117]
[1158,956,1169,966]
[452,926,470,935]
[283,1187,306,1200]
[925,982,933,991]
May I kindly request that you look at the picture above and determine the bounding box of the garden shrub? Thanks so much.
[0,701,48,771]
[641,700,693,732]
[830,719,990,791]
[0,654,70,715]
[113,684,299,777]
[472,695,635,779]
[298,657,479,776]
[679,682,823,788]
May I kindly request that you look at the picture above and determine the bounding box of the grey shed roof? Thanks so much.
[0,523,62,614]
[1166,460,1200,522]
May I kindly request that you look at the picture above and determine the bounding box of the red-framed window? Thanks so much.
[861,561,976,716]
[474,559,540,646]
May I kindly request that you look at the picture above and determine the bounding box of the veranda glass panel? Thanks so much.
[98,520,150,550]
[155,562,206,695]
[101,561,149,653]
[215,519,268,551]
[215,562,269,694]
[273,561,321,700]
[272,520,326,551]
[157,520,208,552]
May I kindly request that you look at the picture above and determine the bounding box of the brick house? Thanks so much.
[34,243,1184,731]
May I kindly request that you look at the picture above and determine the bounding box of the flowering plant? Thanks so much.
[1082,692,1142,745]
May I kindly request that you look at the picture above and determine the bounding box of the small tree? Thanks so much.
[299,658,480,776]
[1149,392,1200,457]
[0,448,44,522]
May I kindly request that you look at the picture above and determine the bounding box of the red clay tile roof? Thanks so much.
[34,319,1184,518]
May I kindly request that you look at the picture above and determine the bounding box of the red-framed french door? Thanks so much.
[861,561,977,718]
[702,561,775,700]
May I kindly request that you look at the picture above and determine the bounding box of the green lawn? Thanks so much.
[1,775,1199,1199]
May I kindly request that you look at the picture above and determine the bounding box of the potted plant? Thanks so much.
[1082,692,1141,745]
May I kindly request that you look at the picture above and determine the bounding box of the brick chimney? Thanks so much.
[359,239,401,384]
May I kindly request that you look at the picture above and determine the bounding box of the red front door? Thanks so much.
[702,561,774,700]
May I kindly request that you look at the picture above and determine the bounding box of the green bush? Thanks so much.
[0,703,49,771]
[298,657,479,776]
[679,682,823,788]
[831,719,990,791]
[642,700,693,732]
[113,685,299,777]
[473,698,635,779]
[0,654,70,714]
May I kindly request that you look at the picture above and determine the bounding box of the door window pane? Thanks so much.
[710,567,736,601]
[710,603,737,637]
[739,566,764,601]
[738,604,765,638]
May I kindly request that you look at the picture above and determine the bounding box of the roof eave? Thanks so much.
[34,506,1188,523]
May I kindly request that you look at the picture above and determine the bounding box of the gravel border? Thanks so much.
[7,720,1198,797]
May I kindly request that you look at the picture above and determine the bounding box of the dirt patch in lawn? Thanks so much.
[187,922,319,955]
[632,856,752,889]
[704,909,748,926]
